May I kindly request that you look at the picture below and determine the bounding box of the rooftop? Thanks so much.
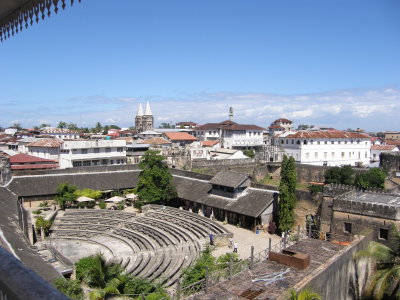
[27,139,64,148]
[279,130,370,139]
[164,132,198,141]
[210,171,250,189]
[10,153,56,164]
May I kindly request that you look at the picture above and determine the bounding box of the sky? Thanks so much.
[0,0,399,131]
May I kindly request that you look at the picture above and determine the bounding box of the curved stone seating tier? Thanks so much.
[145,205,227,234]
[144,211,214,239]
[51,208,230,286]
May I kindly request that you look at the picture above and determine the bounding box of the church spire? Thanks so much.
[137,103,144,116]
[144,101,152,115]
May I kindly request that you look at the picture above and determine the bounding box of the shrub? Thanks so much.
[35,216,52,235]
[98,200,106,209]
[243,149,255,158]
[354,168,387,189]
[39,200,49,208]
[307,184,324,193]
[74,188,103,200]
[32,209,42,215]
[54,278,83,300]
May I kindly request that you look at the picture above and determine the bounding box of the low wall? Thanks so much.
[192,158,256,168]
[293,234,372,300]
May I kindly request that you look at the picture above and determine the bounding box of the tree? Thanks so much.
[35,216,52,235]
[135,151,178,206]
[287,288,321,300]
[67,123,79,130]
[74,189,103,200]
[243,149,255,159]
[54,278,83,300]
[324,165,354,185]
[297,124,310,130]
[94,122,102,133]
[355,225,400,299]
[278,155,297,233]
[354,168,386,189]
[55,183,77,209]
[57,121,67,129]
[39,123,50,129]
[12,122,22,130]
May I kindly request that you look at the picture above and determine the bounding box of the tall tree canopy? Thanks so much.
[278,155,297,233]
[135,151,178,206]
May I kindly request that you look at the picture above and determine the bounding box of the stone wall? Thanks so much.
[0,156,11,186]
[380,152,400,175]
[191,158,256,168]
[295,234,372,300]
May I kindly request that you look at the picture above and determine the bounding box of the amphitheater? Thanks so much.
[51,205,231,287]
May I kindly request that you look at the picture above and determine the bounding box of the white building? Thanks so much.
[275,130,371,166]
[195,120,264,150]
[27,139,127,169]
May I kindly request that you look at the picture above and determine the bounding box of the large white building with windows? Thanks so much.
[195,120,264,149]
[27,139,127,169]
[275,130,371,166]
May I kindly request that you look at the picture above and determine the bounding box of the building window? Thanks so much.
[303,140,307,145]
[317,141,320,145]
[92,160,99,166]
[310,140,313,144]
[105,148,111,153]
[102,159,108,165]
[81,149,87,154]
[306,153,310,159]
[73,161,82,167]
[324,152,327,159]
[117,147,123,152]
[291,140,294,144]
[325,141,328,144]
[338,141,341,144]
[94,148,100,153]
[83,161,91,167]
[345,141,348,144]
[331,152,335,158]
[341,152,345,158]
[314,152,318,158]
[344,222,352,233]
[379,228,389,240]
[331,141,334,144]
[110,160,114,165]
[365,152,368,158]
[286,139,288,144]
[209,131,212,135]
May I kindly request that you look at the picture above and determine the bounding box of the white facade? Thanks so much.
[370,145,399,167]
[59,140,127,168]
[195,121,264,149]
[276,130,371,166]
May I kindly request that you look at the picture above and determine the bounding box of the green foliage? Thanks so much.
[354,168,387,189]
[216,253,240,270]
[136,151,178,206]
[74,188,103,200]
[287,288,321,300]
[124,276,158,295]
[55,183,77,209]
[54,278,83,300]
[243,149,255,158]
[35,216,52,235]
[355,225,400,299]
[307,184,324,193]
[39,200,49,208]
[98,200,106,209]
[182,247,216,287]
[32,209,42,215]
[278,155,297,233]
[324,165,354,185]
[117,201,126,210]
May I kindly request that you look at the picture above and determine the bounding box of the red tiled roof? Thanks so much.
[268,125,285,130]
[164,132,198,141]
[370,137,383,142]
[196,121,264,131]
[141,137,171,145]
[273,118,292,123]
[202,140,220,147]
[10,153,56,164]
[371,145,398,151]
[384,139,400,146]
[176,121,198,126]
[282,130,370,139]
[11,164,59,170]
[27,139,63,148]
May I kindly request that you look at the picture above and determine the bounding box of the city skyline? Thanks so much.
[1,0,399,131]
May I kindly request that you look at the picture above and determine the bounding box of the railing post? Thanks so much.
[297,225,300,242]
[250,246,254,270]
[268,238,272,252]
[205,267,209,294]
[175,279,181,300]
[229,255,233,280]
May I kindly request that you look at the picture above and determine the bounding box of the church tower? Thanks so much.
[135,102,154,133]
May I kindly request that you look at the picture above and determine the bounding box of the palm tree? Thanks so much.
[287,288,321,300]
[356,233,400,300]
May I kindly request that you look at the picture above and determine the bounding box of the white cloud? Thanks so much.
[4,86,400,132]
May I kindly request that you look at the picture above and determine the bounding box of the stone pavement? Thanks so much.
[212,222,282,260]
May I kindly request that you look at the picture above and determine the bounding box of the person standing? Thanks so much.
[233,242,238,253]
[229,237,233,249]
[209,233,214,246]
